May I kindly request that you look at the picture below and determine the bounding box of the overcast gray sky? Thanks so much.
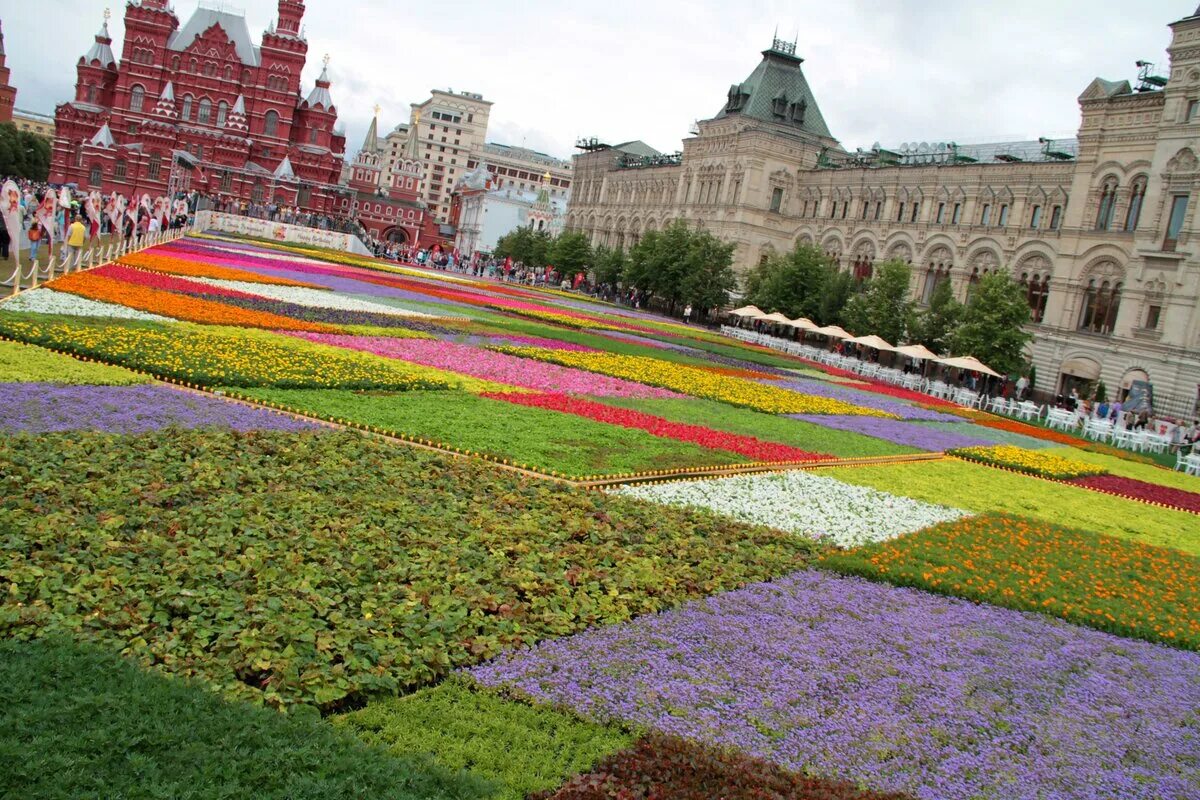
[5,0,1194,159]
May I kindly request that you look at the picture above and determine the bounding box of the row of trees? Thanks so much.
[742,244,1033,376]
[0,123,51,182]
[494,221,739,317]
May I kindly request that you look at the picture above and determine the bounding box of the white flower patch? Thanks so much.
[0,288,174,322]
[613,470,970,548]
[185,277,437,318]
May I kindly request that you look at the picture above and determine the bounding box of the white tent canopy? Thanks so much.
[811,325,853,339]
[728,305,764,318]
[757,312,794,325]
[938,355,1002,378]
[790,317,819,330]
[845,334,895,351]
[894,343,939,361]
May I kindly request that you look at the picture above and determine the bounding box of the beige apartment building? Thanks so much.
[397,89,492,224]
[12,108,54,139]
[466,142,572,200]
[566,9,1200,413]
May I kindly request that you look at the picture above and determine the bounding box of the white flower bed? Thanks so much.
[613,470,969,548]
[187,277,437,318]
[0,288,173,322]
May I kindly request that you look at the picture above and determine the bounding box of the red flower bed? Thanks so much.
[94,264,265,300]
[482,391,831,462]
[531,734,916,800]
[1068,474,1200,514]
[855,380,959,408]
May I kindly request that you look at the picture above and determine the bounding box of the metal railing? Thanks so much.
[1,227,188,297]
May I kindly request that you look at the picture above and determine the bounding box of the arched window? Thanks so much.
[190,58,198,73]
[216,101,228,127]
[181,95,193,121]
[1095,178,1118,230]
[220,170,233,192]
[147,152,162,180]
[172,56,180,71]
[309,127,318,144]
[204,62,216,77]
[224,65,233,81]
[252,183,265,203]
[1079,279,1122,334]
[89,164,102,186]
[1020,270,1050,323]
[197,98,212,125]
[114,159,127,179]
[129,85,145,113]
[85,83,97,103]
[1125,177,1147,231]
[263,110,279,137]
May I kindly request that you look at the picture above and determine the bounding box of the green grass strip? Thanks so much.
[0,338,148,385]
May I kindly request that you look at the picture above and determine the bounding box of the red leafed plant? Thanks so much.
[482,391,831,463]
[1067,473,1200,514]
[531,734,917,800]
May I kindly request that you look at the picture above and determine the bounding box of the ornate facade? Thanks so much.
[49,1,346,212]
[567,12,1200,411]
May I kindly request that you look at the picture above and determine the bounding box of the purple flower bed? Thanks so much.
[910,420,1060,450]
[470,570,1200,800]
[775,379,960,421]
[1,383,322,433]
[792,414,990,451]
[435,333,598,351]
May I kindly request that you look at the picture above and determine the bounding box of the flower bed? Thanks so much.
[336,680,633,800]
[949,444,1107,479]
[821,513,1200,649]
[824,459,1200,554]
[289,335,682,398]
[531,734,917,800]
[0,338,146,384]
[1066,474,1200,514]
[613,470,967,548]
[0,429,816,709]
[191,293,436,334]
[118,250,323,288]
[907,420,1059,450]
[184,277,437,318]
[1,287,174,322]
[0,316,448,390]
[49,270,336,333]
[792,414,993,451]
[770,378,961,421]
[483,391,831,462]
[1,383,321,433]
[469,570,1200,800]
[493,347,889,415]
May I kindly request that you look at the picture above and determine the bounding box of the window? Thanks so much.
[197,98,212,125]
[874,201,882,221]
[1020,271,1050,323]
[127,122,138,135]
[1165,194,1189,250]
[86,84,97,103]
[115,160,127,179]
[1145,304,1162,330]
[89,164,102,186]
[204,62,216,77]
[1049,205,1062,230]
[130,85,145,112]
[1030,205,1042,228]
[220,170,233,192]
[147,152,162,180]
[1125,178,1146,231]
[861,200,869,220]
[181,95,193,121]
[309,127,318,144]
[841,201,848,219]
[998,204,1009,226]
[1188,99,1200,121]
[172,56,180,71]
[910,202,920,223]
[216,101,228,127]
[252,183,265,203]
[1095,179,1118,230]
[769,187,783,213]
[936,202,946,224]
[264,110,279,137]
[980,204,991,226]
[190,58,197,73]
[1078,279,1122,334]
[952,203,962,224]
[224,66,233,80]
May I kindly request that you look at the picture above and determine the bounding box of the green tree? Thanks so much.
[911,278,962,353]
[591,246,626,289]
[950,271,1033,376]
[1094,380,1108,403]
[841,259,914,343]
[549,231,592,277]
[741,244,832,321]
[679,228,737,318]
[0,123,26,178]
[816,268,856,327]
[623,221,736,315]
[493,227,553,268]
[19,131,50,181]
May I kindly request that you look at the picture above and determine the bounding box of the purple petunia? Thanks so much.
[774,379,962,421]
[469,570,1200,800]
[792,414,992,450]
[0,383,322,433]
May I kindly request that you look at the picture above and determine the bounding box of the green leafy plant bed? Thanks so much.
[235,388,744,477]
[821,514,1200,650]
[0,430,814,710]
[531,734,916,800]
[336,680,634,800]
[825,459,1200,555]
[0,337,148,385]
[598,396,920,458]
[0,638,488,800]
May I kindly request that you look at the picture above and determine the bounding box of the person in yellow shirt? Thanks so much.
[64,214,87,270]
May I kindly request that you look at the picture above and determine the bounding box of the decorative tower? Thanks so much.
[276,0,305,36]
[350,105,383,193]
[74,10,119,108]
[0,21,15,123]
[388,112,426,201]
[527,171,556,232]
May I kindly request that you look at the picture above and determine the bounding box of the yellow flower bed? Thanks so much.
[492,346,894,416]
[949,445,1108,479]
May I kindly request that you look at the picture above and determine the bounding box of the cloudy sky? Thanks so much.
[6,0,1193,159]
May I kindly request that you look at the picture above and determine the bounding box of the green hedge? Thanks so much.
[1,429,814,710]
[0,638,488,800]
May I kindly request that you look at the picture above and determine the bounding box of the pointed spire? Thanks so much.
[361,106,379,154]
[232,95,245,114]
[84,9,117,68]
[89,123,115,148]
[160,81,175,102]
[226,95,248,132]
[153,82,178,119]
[273,156,295,179]
[403,110,421,160]
[305,54,334,109]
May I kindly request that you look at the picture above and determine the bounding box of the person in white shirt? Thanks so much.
[148,216,161,233]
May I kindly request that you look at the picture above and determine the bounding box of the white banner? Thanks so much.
[1,180,21,264]
[196,211,372,256]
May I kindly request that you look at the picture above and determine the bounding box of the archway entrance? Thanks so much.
[383,226,409,245]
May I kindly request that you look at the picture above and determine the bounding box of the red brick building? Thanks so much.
[0,21,17,123]
[49,1,346,211]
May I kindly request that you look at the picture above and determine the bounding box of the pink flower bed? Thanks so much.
[288,334,683,398]
[93,263,266,300]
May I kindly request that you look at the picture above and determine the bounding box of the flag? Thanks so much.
[58,186,72,209]
[1,180,22,263]
[104,192,119,231]
[35,191,58,246]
